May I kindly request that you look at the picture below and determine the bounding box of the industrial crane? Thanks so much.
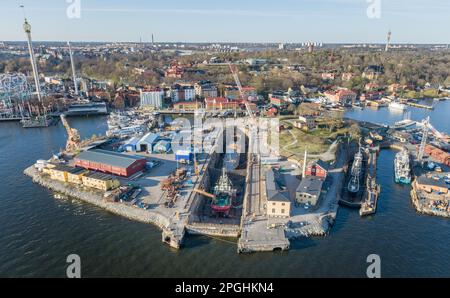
[193,188,216,199]
[60,114,81,153]
[418,116,429,162]
[228,62,255,120]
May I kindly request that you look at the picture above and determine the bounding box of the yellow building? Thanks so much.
[81,172,120,191]
[266,168,291,218]
[46,164,86,184]
[67,168,88,185]
[267,200,291,218]
[47,164,70,182]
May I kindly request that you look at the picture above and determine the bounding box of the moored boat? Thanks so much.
[394,149,411,184]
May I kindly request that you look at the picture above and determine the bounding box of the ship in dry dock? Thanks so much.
[348,148,363,196]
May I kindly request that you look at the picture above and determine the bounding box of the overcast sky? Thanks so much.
[1,0,449,43]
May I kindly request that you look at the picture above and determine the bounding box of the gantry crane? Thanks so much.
[60,113,81,153]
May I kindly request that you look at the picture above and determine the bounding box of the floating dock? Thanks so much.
[404,102,434,110]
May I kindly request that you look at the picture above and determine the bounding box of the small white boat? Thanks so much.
[388,101,407,111]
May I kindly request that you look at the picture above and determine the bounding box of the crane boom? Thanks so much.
[60,114,81,153]
[193,188,215,199]
[228,62,255,120]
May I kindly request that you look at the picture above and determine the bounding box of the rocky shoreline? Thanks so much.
[23,166,171,230]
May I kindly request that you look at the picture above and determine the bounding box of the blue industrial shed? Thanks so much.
[136,133,160,152]
[120,136,140,152]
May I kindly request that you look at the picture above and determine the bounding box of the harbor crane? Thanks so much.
[60,114,81,153]
[227,62,256,120]
[418,116,429,162]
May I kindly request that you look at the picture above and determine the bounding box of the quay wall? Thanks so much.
[410,187,450,218]
[23,166,171,230]
[186,223,240,238]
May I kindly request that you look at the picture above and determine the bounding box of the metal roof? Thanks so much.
[83,171,116,181]
[51,164,86,174]
[266,168,290,202]
[137,133,159,146]
[76,149,144,169]
[315,159,329,171]
[417,176,448,189]
[124,136,140,146]
[296,176,323,196]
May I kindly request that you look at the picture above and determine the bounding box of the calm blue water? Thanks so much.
[0,101,449,277]
[345,99,450,132]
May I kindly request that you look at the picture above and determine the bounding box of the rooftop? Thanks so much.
[84,171,116,181]
[296,176,324,196]
[75,149,145,169]
[266,168,290,202]
[417,175,448,189]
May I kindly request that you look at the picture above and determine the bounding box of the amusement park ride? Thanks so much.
[0,7,56,127]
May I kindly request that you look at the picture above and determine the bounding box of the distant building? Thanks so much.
[341,73,354,82]
[360,91,384,101]
[324,89,357,105]
[388,83,409,93]
[169,85,195,102]
[140,89,164,109]
[205,97,239,110]
[365,83,380,91]
[183,86,195,101]
[224,86,240,100]
[165,63,184,78]
[301,84,319,94]
[245,58,267,66]
[194,81,218,98]
[266,168,291,218]
[295,176,324,206]
[241,86,258,101]
[173,101,203,111]
[362,65,384,80]
[321,72,336,81]
[296,116,316,130]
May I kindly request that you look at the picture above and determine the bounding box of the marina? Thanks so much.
[0,1,449,278]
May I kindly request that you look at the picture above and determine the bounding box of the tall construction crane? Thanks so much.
[418,116,429,162]
[228,62,255,120]
[60,114,81,153]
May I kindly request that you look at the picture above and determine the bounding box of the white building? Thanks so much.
[140,89,164,109]
[184,86,195,101]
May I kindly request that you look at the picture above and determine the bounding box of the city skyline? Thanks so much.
[0,0,449,44]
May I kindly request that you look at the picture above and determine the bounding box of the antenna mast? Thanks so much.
[385,29,392,52]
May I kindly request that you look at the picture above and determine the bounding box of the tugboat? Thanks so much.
[394,149,411,184]
[211,167,236,216]
[348,149,363,195]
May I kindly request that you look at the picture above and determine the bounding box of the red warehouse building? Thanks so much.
[74,149,147,177]
[305,159,329,179]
